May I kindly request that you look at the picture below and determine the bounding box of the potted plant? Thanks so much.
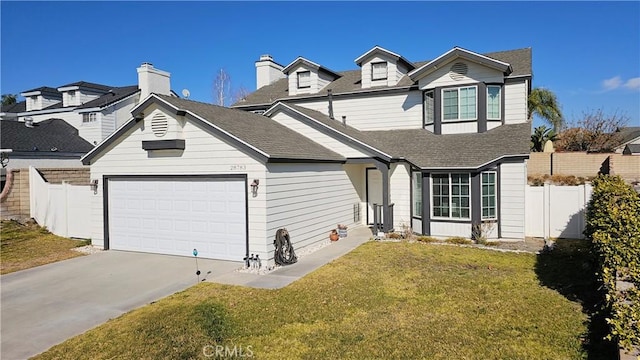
[329,229,339,241]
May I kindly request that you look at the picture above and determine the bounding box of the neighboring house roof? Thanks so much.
[0,119,94,155]
[76,86,139,110]
[233,48,532,108]
[616,126,640,145]
[57,81,115,92]
[1,101,26,113]
[83,94,345,165]
[623,143,640,155]
[363,122,531,169]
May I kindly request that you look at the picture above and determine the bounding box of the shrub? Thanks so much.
[416,236,437,243]
[445,237,472,245]
[386,232,402,239]
[527,174,593,186]
[584,175,640,352]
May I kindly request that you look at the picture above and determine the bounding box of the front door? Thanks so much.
[366,168,383,225]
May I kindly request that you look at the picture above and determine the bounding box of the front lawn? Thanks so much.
[37,241,613,359]
[0,220,90,274]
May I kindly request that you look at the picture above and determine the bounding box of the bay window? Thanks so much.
[432,173,470,219]
[481,172,497,220]
[412,172,422,218]
[442,86,476,121]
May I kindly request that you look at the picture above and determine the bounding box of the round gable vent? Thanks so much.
[151,113,168,137]
[449,62,469,81]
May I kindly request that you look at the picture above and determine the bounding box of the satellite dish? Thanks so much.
[181,89,190,99]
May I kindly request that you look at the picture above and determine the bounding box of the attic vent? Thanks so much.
[449,62,469,81]
[151,113,168,137]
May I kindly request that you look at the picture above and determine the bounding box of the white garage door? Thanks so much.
[108,177,246,261]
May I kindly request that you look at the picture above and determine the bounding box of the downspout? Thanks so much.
[328,89,334,120]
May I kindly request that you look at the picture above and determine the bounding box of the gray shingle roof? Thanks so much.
[58,81,115,92]
[617,126,640,144]
[21,86,61,96]
[363,122,532,169]
[233,48,532,108]
[1,119,93,154]
[156,95,344,162]
[76,86,139,110]
[624,143,640,154]
[1,101,26,113]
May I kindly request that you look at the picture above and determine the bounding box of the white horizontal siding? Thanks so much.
[101,110,116,141]
[441,121,477,134]
[78,90,102,105]
[293,90,423,131]
[504,81,528,124]
[500,161,526,238]
[89,104,267,257]
[113,95,138,128]
[390,163,411,230]
[418,60,503,89]
[430,221,471,238]
[269,111,369,157]
[487,121,502,131]
[266,163,360,256]
[79,113,103,146]
[40,97,61,110]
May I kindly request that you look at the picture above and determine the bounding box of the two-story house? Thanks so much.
[81,46,532,264]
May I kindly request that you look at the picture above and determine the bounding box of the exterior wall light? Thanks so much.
[250,179,259,197]
[90,179,99,194]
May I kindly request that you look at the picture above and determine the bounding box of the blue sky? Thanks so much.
[1,1,639,128]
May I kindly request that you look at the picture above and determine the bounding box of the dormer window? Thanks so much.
[30,96,38,106]
[297,71,311,89]
[371,62,388,81]
[68,90,76,102]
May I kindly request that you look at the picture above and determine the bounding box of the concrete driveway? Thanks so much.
[1,251,240,360]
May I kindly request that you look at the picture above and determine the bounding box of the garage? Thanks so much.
[106,176,247,261]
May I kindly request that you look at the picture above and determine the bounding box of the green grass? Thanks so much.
[0,220,90,274]
[36,240,614,359]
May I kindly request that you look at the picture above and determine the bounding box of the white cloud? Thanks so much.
[624,77,640,90]
[602,76,622,90]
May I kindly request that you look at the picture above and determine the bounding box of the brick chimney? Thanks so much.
[137,63,171,100]
[255,55,285,90]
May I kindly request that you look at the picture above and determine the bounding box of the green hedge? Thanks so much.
[584,175,640,352]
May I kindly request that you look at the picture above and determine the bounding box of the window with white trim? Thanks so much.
[424,91,434,125]
[442,86,477,121]
[487,86,501,120]
[412,172,422,218]
[297,71,310,89]
[68,90,76,102]
[82,112,97,123]
[371,62,387,81]
[432,173,470,219]
[481,171,497,220]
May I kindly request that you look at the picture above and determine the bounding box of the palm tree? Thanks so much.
[528,88,563,131]
[2,94,18,106]
[531,125,557,152]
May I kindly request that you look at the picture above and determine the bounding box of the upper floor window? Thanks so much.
[68,90,76,103]
[371,62,388,81]
[82,112,97,123]
[424,91,434,125]
[297,71,311,89]
[30,96,38,106]
[432,173,470,219]
[487,86,501,120]
[442,86,477,121]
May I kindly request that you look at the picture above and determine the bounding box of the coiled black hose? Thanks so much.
[274,228,297,265]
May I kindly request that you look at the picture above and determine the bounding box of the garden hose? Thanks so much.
[274,228,297,265]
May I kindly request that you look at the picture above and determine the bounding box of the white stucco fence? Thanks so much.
[525,183,593,239]
[29,166,91,239]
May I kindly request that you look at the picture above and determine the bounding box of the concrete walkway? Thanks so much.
[1,226,372,359]
[210,225,373,289]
